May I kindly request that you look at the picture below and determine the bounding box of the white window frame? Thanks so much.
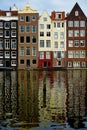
[11,30,16,37]
[11,51,16,58]
[11,39,16,49]
[5,51,10,58]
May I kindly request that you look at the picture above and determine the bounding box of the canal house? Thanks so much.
[66,3,87,68]
[51,11,66,68]
[18,3,39,69]
[0,4,18,69]
[38,10,53,68]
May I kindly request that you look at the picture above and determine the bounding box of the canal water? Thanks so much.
[0,69,87,129]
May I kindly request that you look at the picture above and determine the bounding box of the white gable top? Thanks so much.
[11,4,18,11]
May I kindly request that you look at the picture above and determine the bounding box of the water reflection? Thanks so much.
[0,71,18,120]
[66,70,87,129]
[38,71,66,123]
[0,70,87,129]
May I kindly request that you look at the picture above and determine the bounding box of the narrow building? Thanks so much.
[51,11,66,68]
[18,3,39,69]
[0,4,18,69]
[38,10,53,68]
[66,3,87,68]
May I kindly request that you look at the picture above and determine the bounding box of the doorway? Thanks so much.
[43,62,47,68]
[6,61,10,67]
[26,59,30,67]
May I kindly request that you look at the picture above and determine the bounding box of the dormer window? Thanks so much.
[55,13,62,19]
[6,12,11,16]
[75,11,79,16]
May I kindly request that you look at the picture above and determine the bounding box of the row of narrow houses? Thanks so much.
[0,2,87,69]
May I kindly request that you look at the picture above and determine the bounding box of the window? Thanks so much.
[74,30,79,37]
[43,17,47,21]
[68,40,73,47]
[40,40,44,47]
[26,16,30,22]
[20,47,24,56]
[32,47,36,56]
[40,52,44,59]
[32,36,36,43]
[40,24,44,29]
[68,62,72,67]
[68,30,73,37]
[74,40,79,47]
[0,30,3,37]
[26,36,30,43]
[40,32,44,36]
[0,60,3,66]
[11,60,16,66]
[74,21,79,27]
[5,30,10,37]
[11,51,16,58]
[57,22,60,28]
[32,60,36,64]
[20,16,24,21]
[55,13,62,19]
[0,22,3,28]
[74,51,79,58]
[0,39,3,48]
[32,25,36,32]
[46,40,51,47]
[80,40,85,46]
[68,51,73,58]
[20,60,24,64]
[68,21,73,27]
[32,16,36,21]
[11,22,16,28]
[26,47,30,55]
[11,30,16,37]
[80,50,85,58]
[60,42,64,48]
[26,26,30,32]
[47,24,51,29]
[57,51,61,58]
[82,62,86,67]
[5,51,10,58]
[0,51,3,58]
[60,32,64,39]
[80,21,85,27]
[54,42,58,48]
[58,61,61,66]
[80,30,85,37]
[46,52,50,59]
[54,32,58,39]
[4,22,10,28]
[46,32,51,36]
[61,51,65,58]
[54,22,56,28]
[62,22,64,27]
[11,39,16,49]
[75,11,79,16]
[20,36,24,43]
[5,39,10,49]
[73,62,80,67]
[20,26,24,32]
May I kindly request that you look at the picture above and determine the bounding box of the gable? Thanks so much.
[66,3,86,20]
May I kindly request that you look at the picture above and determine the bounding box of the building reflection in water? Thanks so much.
[18,70,39,123]
[0,70,87,129]
[38,71,66,123]
[0,71,18,120]
[66,70,87,129]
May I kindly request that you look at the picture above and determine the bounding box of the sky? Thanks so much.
[0,0,87,15]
